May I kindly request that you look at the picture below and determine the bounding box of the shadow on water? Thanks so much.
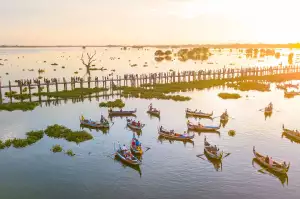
[80,124,109,134]
[204,150,223,172]
[147,113,160,121]
[281,132,300,144]
[220,120,228,128]
[114,155,142,177]
[252,158,289,187]
[264,112,272,120]
[157,135,194,147]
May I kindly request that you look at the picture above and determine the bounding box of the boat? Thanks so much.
[220,111,229,122]
[108,108,137,116]
[264,103,273,114]
[282,125,300,141]
[127,119,145,131]
[187,121,220,132]
[147,103,160,117]
[185,108,213,118]
[252,158,288,186]
[79,115,109,128]
[252,146,290,174]
[115,145,141,166]
[130,136,143,155]
[158,126,194,141]
[204,137,223,160]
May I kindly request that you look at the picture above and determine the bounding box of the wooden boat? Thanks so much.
[130,138,143,155]
[204,138,223,160]
[126,119,145,131]
[185,108,213,117]
[108,108,137,116]
[282,125,300,141]
[252,158,288,186]
[264,103,273,114]
[79,116,109,128]
[220,113,229,122]
[115,148,141,166]
[158,126,194,141]
[187,121,220,132]
[253,146,290,174]
[147,109,160,117]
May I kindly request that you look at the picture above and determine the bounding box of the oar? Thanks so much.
[223,152,231,158]
[196,154,206,160]
[143,147,151,153]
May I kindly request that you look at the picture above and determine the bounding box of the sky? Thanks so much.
[1,0,300,45]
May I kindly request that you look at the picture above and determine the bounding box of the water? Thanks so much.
[0,48,300,199]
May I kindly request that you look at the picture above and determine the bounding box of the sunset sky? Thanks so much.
[1,0,299,45]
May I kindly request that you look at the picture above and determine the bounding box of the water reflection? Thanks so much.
[204,150,223,172]
[252,158,289,187]
[157,136,194,147]
[264,112,273,120]
[80,124,109,134]
[114,156,142,177]
[281,133,300,144]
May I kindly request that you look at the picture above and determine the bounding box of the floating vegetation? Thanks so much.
[99,99,125,108]
[0,130,44,149]
[34,87,108,98]
[38,76,43,79]
[51,144,63,153]
[218,93,241,99]
[51,63,58,66]
[74,71,79,74]
[228,130,236,137]
[117,86,191,101]
[62,66,65,69]
[65,149,75,156]
[45,124,93,143]
[227,81,270,92]
[0,102,39,111]
[6,73,9,75]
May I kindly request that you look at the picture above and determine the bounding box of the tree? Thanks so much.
[81,51,97,76]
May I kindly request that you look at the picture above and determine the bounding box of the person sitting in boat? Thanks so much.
[225,109,228,115]
[149,103,153,110]
[121,144,127,152]
[120,108,123,112]
[183,131,188,137]
[135,139,140,147]
[187,120,190,125]
[132,139,136,147]
[137,121,140,127]
[132,120,136,125]
[283,161,287,168]
[265,155,270,164]
[81,115,85,121]
[170,130,174,135]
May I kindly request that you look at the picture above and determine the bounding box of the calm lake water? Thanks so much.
[0,48,300,199]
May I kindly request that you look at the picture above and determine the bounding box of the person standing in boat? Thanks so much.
[149,103,152,111]
[265,155,270,164]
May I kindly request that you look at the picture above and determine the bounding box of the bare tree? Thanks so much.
[81,51,97,76]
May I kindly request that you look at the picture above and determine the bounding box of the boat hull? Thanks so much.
[115,151,141,166]
[187,124,220,132]
[158,131,194,141]
[147,110,160,116]
[253,147,289,174]
[186,110,213,118]
[80,120,109,128]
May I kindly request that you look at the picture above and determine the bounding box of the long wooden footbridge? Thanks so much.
[1,64,300,104]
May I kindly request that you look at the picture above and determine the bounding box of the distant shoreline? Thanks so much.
[1,43,300,49]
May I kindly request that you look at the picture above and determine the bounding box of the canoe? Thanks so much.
[127,119,145,130]
[282,126,300,141]
[220,114,229,122]
[253,146,290,174]
[109,108,137,116]
[80,119,109,128]
[158,127,194,141]
[204,138,223,160]
[147,109,160,117]
[115,149,141,166]
[186,109,213,117]
[187,122,220,132]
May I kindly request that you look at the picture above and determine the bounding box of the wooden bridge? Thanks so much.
[1,64,300,104]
